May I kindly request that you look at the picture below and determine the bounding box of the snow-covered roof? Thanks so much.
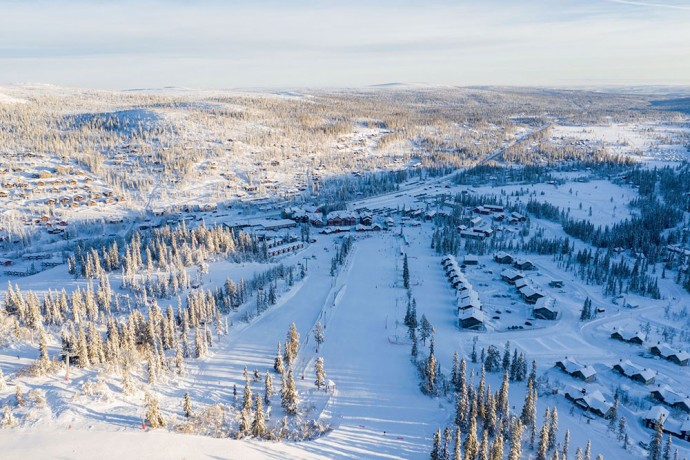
[613,360,655,381]
[514,278,530,289]
[459,308,484,322]
[534,296,557,312]
[611,329,645,342]
[652,343,690,361]
[582,391,612,414]
[557,358,596,379]
[644,406,669,422]
[500,269,523,280]
[652,386,690,406]
[518,285,543,298]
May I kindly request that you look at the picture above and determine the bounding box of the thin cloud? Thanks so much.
[605,0,690,10]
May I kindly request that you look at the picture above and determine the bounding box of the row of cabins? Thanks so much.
[609,330,690,366]
[650,385,690,413]
[500,268,556,319]
[286,207,378,228]
[472,206,527,224]
[459,226,493,241]
[442,255,485,330]
[494,251,535,270]
[266,242,304,258]
[643,406,690,442]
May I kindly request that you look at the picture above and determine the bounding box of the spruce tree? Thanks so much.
[274,342,285,375]
[145,393,165,428]
[490,431,504,460]
[315,357,326,390]
[183,391,192,418]
[242,367,253,413]
[264,371,273,405]
[411,328,419,358]
[443,426,452,460]
[454,426,462,460]
[15,386,23,407]
[282,369,298,415]
[39,327,49,370]
[313,322,325,352]
[548,407,559,451]
[464,416,479,460]
[662,434,672,460]
[431,427,442,460]
[508,419,523,460]
[403,253,410,289]
[252,393,266,438]
[562,430,570,459]
[498,370,510,419]
[617,416,627,442]
[537,417,550,460]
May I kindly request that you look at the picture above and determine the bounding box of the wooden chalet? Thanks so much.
[493,251,514,264]
[612,360,655,384]
[533,296,558,320]
[564,389,614,419]
[650,344,690,366]
[555,358,597,382]
[610,329,645,345]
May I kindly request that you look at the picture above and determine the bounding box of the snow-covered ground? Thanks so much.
[2,87,690,459]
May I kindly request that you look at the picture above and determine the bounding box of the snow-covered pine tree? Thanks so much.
[314,357,326,390]
[451,352,460,389]
[479,429,489,460]
[242,367,253,413]
[420,314,433,346]
[411,328,418,358]
[282,369,298,415]
[251,393,266,438]
[431,428,442,460]
[145,392,165,428]
[548,407,558,451]
[464,416,479,460]
[313,322,325,352]
[286,323,300,361]
[264,371,273,405]
[274,342,285,375]
[508,419,523,460]
[443,426,451,460]
[490,430,504,460]
[575,447,583,460]
[663,435,672,460]
[402,253,410,289]
[1,405,16,428]
[537,414,549,460]
[497,370,510,419]
[562,429,570,459]
[15,385,23,407]
[454,425,462,460]
[183,391,192,418]
[38,326,49,370]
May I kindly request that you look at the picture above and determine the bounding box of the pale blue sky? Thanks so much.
[0,0,688,89]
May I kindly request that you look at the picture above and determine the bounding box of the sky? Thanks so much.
[0,0,689,90]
